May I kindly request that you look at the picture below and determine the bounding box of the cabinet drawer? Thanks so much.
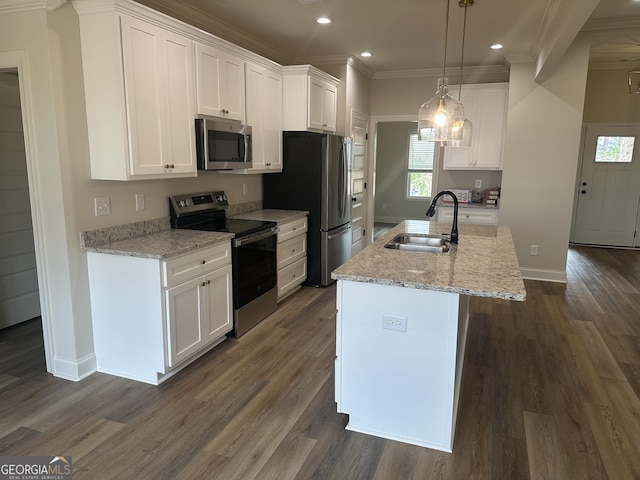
[162,242,231,287]
[278,217,307,243]
[278,258,307,299]
[437,208,498,225]
[277,234,307,270]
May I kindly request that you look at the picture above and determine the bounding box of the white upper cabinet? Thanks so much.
[195,43,245,122]
[242,62,283,172]
[73,3,196,180]
[443,83,508,170]
[282,65,339,133]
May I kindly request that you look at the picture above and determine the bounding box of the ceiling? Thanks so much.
[136,0,640,75]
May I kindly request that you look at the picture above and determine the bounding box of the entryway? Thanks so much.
[0,69,41,330]
[572,124,640,247]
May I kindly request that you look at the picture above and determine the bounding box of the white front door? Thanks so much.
[572,124,640,247]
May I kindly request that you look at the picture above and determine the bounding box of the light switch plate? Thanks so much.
[94,196,110,216]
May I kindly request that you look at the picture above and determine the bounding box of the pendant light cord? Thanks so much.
[441,0,451,82]
[458,1,468,101]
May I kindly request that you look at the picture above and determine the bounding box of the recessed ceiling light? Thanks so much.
[361,52,372,57]
[317,17,331,24]
[490,44,503,50]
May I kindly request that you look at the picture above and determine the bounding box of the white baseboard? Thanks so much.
[53,353,97,381]
[521,268,567,283]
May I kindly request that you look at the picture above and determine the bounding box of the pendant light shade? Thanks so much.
[418,0,472,145]
[418,78,463,142]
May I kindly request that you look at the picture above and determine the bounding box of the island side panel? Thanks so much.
[335,279,462,452]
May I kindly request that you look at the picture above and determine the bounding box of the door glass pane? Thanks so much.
[595,136,634,163]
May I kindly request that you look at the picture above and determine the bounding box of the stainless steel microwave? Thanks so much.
[195,117,252,170]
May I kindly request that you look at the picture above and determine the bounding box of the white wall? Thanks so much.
[583,68,640,123]
[0,3,263,380]
[500,37,591,282]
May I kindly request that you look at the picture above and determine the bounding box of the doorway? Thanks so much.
[0,70,41,330]
[572,124,640,247]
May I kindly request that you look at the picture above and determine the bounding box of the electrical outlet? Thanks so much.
[382,314,407,332]
[475,179,482,189]
[382,203,387,210]
[135,193,145,211]
[242,183,248,196]
[94,196,111,216]
[530,244,539,256]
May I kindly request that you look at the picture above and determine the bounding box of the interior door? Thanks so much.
[350,111,368,254]
[572,125,640,246]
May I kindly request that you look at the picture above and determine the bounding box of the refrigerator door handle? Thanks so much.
[327,223,351,239]
[339,141,347,219]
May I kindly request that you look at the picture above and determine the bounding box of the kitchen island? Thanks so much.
[331,220,525,452]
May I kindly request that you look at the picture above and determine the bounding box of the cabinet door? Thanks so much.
[195,43,222,117]
[443,90,477,169]
[322,82,338,133]
[120,16,166,175]
[474,89,506,169]
[162,31,196,174]
[443,84,507,170]
[202,265,233,342]
[220,54,245,122]
[195,43,244,121]
[166,277,203,367]
[308,76,325,131]
[245,63,267,169]
[264,70,283,169]
[243,63,282,172]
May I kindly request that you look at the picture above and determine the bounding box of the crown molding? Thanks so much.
[290,54,375,79]
[0,0,66,13]
[371,64,507,80]
[582,15,640,33]
[530,0,561,59]
[135,0,293,66]
[588,61,640,71]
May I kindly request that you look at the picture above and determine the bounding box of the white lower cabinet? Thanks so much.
[277,217,308,300]
[437,206,499,225]
[87,242,232,385]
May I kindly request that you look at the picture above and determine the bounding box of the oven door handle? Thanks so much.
[232,226,279,247]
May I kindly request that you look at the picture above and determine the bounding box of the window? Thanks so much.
[407,131,435,199]
[595,136,634,163]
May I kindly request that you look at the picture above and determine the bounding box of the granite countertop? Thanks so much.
[331,220,526,301]
[80,218,233,260]
[230,209,309,224]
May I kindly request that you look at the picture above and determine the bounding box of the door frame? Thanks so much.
[571,122,640,247]
[0,51,53,371]
[366,115,417,244]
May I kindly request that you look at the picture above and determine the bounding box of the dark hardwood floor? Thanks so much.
[1,246,639,479]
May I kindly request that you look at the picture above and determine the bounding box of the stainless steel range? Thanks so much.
[169,191,278,337]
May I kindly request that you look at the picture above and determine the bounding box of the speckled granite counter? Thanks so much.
[230,209,309,224]
[80,218,233,260]
[332,219,525,301]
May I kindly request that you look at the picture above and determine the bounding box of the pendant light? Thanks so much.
[448,0,473,147]
[418,0,463,142]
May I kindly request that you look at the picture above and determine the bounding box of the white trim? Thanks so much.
[521,268,567,283]
[53,353,97,382]
[0,51,56,374]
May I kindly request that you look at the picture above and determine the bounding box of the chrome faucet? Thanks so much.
[425,190,459,244]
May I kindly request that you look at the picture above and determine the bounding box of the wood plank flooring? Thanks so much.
[0,245,639,479]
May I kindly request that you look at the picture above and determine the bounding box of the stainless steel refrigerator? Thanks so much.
[263,131,352,286]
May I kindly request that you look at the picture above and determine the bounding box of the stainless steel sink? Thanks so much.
[383,233,451,253]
